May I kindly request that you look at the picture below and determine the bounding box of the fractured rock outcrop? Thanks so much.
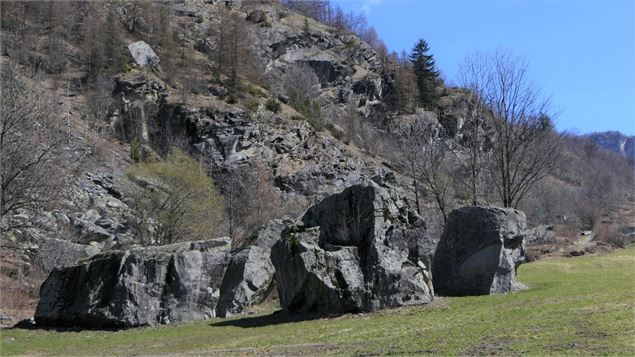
[432,206,527,296]
[216,218,292,317]
[526,224,556,245]
[271,176,435,315]
[35,238,231,328]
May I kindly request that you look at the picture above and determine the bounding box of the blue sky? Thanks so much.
[334,0,635,135]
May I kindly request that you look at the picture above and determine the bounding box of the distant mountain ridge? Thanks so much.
[586,131,635,160]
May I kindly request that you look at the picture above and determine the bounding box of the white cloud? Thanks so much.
[362,0,383,14]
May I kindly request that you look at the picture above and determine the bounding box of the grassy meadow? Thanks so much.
[2,247,634,356]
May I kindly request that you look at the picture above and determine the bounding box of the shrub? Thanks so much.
[287,232,300,249]
[326,123,344,141]
[126,148,224,246]
[130,139,142,162]
[246,99,260,112]
[301,101,324,131]
[597,223,626,248]
[226,93,238,104]
[307,113,324,131]
[265,98,281,113]
[244,82,264,97]
[121,58,132,73]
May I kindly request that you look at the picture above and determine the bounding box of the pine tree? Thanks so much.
[409,39,439,108]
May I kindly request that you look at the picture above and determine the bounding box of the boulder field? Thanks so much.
[35,180,529,328]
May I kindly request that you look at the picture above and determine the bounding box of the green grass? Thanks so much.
[2,247,634,356]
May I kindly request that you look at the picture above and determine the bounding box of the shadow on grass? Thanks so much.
[210,310,336,328]
[10,319,126,332]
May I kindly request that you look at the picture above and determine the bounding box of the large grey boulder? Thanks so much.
[271,176,435,315]
[526,224,557,245]
[432,206,527,296]
[216,218,292,317]
[35,238,231,328]
[128,41,160,68]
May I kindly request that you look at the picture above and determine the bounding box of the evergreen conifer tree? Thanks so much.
[409,39,439,108]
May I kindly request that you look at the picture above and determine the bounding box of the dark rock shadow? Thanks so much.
[9,319,125,332]
[209,310,337,328]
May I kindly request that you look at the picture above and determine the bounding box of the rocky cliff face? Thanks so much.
[587,131,635,160]
[112,70,382,203]
[124,0,387,200]
[170,0,384,115]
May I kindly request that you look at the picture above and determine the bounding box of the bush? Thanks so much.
[597,223,626,248]
[121,59,132,73]
[244,82,265,97]
[307,113,325,131]
[126,148,224,246]
[226,93,238,104]
[265,98,281,113]
[326,123,344,141]
[130,139,142,163]
[246,100,260,112]
[300,101,324,131]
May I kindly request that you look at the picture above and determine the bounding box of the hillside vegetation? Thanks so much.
[2,247,633,356]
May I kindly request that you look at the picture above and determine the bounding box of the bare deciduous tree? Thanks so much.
[282,62,320,106]
[455,53,495,206]
[391,112,454,221]
[343,100,362,145]
[390,116,424,214]
[462,49,562,208]
[281,62,323,126]
[0,62,65,221]
[213,163,282,247]
[384,51,418,114]
[158,5,179,84]
[216,9,250,91]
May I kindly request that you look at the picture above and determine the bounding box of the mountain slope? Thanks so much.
[586,131,635,160]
